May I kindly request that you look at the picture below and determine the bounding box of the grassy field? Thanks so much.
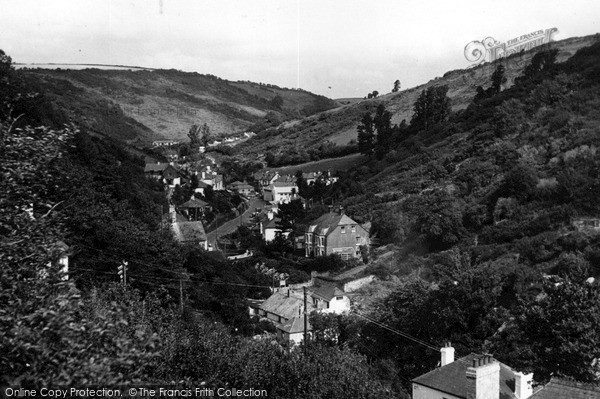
[268,153,366,175]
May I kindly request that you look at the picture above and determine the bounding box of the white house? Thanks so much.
[412,343,534,399]
[263,182,299,204]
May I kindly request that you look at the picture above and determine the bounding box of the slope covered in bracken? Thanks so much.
[234,34,599,165]
[18,67,337,146]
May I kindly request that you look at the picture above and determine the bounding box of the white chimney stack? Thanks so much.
[466,356,500,399]
[441,342,455,366]
[514,372,533,399]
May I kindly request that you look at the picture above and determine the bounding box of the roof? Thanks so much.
[144,163,169,173]
[271,181,298,188]
[259,292,304,320]
[264,218,282,230]
[172,221,207,243]
[232,183,253,190]
[180,198,209,208]
[306,213,359,236]
[412,354,518,399]
[279,316,312,334]
[309,285,346,301]
[530,378,600,399]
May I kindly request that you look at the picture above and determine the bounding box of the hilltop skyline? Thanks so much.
[1,0,599,98]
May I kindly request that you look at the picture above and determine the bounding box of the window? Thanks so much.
[336,296,343,300]
[351,225,356,233]
[341,226,346,234]
[320,236,324,246]
[356,236,360,243]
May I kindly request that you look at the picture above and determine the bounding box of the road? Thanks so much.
[206,197,267,250]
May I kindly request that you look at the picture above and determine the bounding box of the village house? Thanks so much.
[152,139,178,147]
[251,290,314,344]
[263,181,299,204]
[228,181,255,196]
[251,281,350,344]
[168,205,208,250]
[308,284,350,313]
[144,162,181,187]
[412,344,535,399]
[193,181,211,196]
[253,170,280,188]
[304,207,369,259]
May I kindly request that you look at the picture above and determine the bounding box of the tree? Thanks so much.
[373,104,393,160]
[519,49,559,83]
[410,85,451,132]
[491,64,507,95]
[200,123,213,147]
[270,94,284,109]
[490,277,600,383]
[188,124,201,151]
[357,112,375,157]
[392,80,401,93]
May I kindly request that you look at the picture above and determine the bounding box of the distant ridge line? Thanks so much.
[14,62,155,71]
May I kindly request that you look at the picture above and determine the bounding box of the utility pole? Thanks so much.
[303,286,308,353]
[179,278,184,313]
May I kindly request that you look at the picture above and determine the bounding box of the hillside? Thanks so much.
[18,67,338,146]
[234,34,600,163]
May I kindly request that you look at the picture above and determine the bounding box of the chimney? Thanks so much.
[267,210,274,220]
[339,205,344,215]
[328,205,333,213]
[466,355,500,399]
[440,342,455,366]
[514,372,533,399]
[169,204,176,223]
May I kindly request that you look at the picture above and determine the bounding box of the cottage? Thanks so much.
[144,162,181,187]
[193,181,211,196]
[169,206,208,250]
[228,181,255,196]
[308,285,350,314]
[412,344,534,399]
[263,182,299,204]
[304,208,369,259]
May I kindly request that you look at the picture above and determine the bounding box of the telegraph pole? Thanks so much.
[179,278,184,313]
[303,286,308,353]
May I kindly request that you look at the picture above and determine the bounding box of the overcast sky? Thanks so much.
[1,0,599,98]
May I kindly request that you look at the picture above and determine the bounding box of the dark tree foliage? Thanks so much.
[373,104,393,160]
[410,85,451,132]
[357,112,375,157]
[490,277,600,383]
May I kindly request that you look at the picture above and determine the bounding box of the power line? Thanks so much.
[351,311,440,353]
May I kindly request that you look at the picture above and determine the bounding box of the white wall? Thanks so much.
[412,383,461,399]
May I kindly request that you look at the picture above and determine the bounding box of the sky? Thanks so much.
[1,0,599,98]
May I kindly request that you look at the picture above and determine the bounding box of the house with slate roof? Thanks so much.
[144,162,181,187]
[168,205,208,250]
[263,181,299,204]
[412,343,535,399]
[308,284,350,314]
[304,207,369,259]
[529,377,600,399]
